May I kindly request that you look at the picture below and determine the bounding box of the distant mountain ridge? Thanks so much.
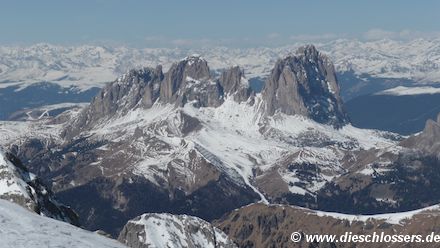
[1,39,440,92]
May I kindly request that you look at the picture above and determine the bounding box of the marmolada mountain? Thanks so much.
[3,44,440,248]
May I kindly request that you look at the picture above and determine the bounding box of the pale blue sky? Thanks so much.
[1,0,439,47]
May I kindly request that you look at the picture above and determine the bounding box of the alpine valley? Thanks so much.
[3,44,440,247]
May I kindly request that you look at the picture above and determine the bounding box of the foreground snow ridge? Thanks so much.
[118,213,237,248]
[0,199,126,248]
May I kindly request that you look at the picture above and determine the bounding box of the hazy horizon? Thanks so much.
[1,0,439,48]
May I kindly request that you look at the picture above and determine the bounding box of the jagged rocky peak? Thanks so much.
[182,54,211,79]
[219,66,253,102]
[219,66,244,94]
[63,66,164,137]
[90,66,163,116]
[159,55,224,108]
[262,44,348,127]
[160,54,211,103]
[95,65,163,114]
[65,47,350,137]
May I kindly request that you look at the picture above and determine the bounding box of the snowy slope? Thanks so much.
[77,95,400,198]
[0,199,126,248]
[2,39,440,91]
[182,97,400,196]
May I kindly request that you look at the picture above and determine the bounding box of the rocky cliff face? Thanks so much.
[95,66,164,114]
[401,113,440,155]
[64,66,164,138]
[160,55,220,107]
[262,45,348,127]
[0,149,79,226]
[118,213,237,248]
[218,66,253,103]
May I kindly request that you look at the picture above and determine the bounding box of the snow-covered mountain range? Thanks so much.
[4,45,440,239]
[1,38,440,91]
[3,43,440,247]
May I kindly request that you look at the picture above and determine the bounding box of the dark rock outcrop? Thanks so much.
[218,66,253,102]
[87,66,163,116]
[160,55,210,102]
[262,45,348,127]
[160,55,224,107]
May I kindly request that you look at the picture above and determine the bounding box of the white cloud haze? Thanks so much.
[141,29,440,48]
